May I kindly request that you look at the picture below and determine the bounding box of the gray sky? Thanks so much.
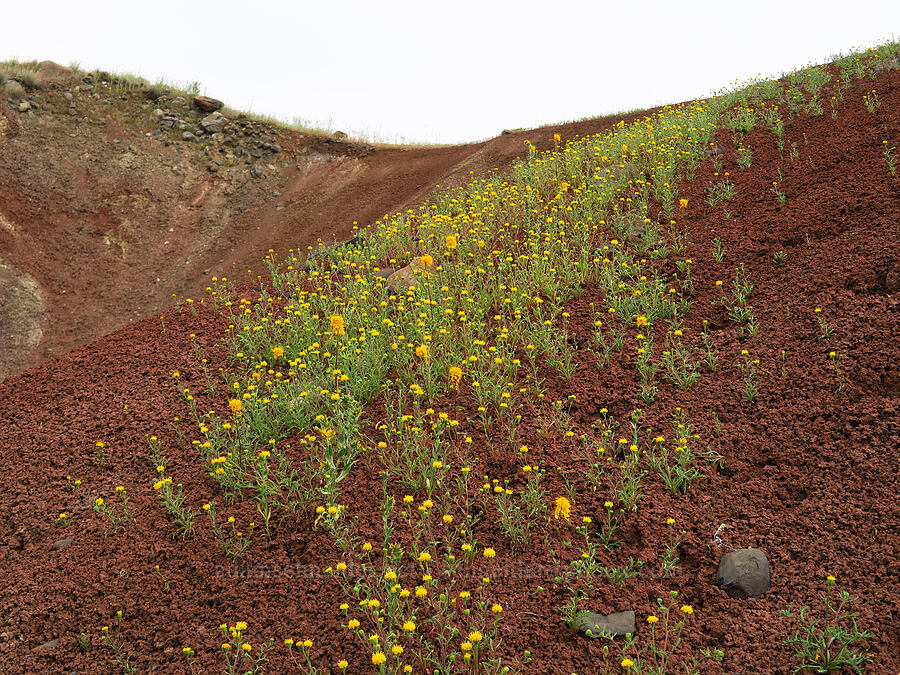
[3,1,897,143]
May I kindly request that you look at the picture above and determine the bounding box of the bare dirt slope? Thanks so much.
[0,62,644,381]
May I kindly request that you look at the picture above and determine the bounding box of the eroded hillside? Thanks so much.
[1,61,639,380]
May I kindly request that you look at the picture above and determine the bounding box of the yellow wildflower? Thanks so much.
[330,315,345,336]
[553,496,571,520]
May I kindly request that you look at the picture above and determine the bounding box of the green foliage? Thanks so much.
[782,579,873,674]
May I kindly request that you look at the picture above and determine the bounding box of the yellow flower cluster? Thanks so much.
[553,496,571,520]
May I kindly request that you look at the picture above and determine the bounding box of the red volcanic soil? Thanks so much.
[0,61,898,674]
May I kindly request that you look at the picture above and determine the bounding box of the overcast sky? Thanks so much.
[3,1,898,144]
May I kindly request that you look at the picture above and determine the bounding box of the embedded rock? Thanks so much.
[874,57,899,74]
[4,80,25,100]
[717,548,770,598]
[386,257,435,290]
[373,267,396,281]
[191,95,224,113]
[199,111,226,134]
[576,610,635,638]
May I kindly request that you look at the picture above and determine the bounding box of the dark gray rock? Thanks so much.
[182,131,198,142]
[199,111,226,134]
[250,166,264,178]
[51,539,73,550]
[717,548,770,598]
[35,637,60,650]
[576,610,635,638]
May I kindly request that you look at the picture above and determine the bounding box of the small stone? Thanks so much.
[18,101,31,112]
[250,166,264,178]
[576,610,635,638]
[35,637,60,650]
[63,92,73,102]
[501,129,513,135]
[192,96,224,113]
[51,539,73,550]
[705,143,726,157]
[182,131,198,142]
[332,130,348,139]
[717,548,770,599]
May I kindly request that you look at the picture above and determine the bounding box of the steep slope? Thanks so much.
[0,51,897,674]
